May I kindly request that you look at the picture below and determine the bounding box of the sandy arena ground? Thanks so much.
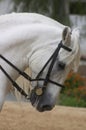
[0,101,86,130]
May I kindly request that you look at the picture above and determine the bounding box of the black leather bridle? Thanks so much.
[0,40,72,99]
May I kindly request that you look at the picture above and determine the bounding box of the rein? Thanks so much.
[0,40,72,99]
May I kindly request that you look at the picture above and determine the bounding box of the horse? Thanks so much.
[0,13,80,112]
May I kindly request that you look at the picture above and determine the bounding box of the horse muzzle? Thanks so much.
[30,88,54,112]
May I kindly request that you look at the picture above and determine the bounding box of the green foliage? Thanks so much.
[59,94,86,107]
[70,1,86,15]
[13,0,51,14]
[13,0,70,25]
[59,72,86,108]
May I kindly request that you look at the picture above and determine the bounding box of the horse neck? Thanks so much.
[0,16,64,87]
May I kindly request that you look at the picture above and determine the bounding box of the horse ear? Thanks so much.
[62,27,71,46]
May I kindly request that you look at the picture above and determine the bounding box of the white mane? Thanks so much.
[0,12,64,30]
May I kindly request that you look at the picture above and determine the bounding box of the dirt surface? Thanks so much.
[0,101,86,130]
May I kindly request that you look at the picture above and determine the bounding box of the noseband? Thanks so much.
[0,40,72,99]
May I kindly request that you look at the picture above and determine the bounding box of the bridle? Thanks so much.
[0,40,72,99]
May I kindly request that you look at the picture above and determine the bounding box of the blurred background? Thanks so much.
[0,0,86,107]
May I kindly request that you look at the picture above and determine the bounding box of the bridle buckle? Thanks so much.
[35,87,43,96]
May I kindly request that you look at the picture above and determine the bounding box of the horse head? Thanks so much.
[29,27,80,112]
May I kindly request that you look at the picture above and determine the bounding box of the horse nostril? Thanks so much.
[37,104,53,112]
[42,105,52,110]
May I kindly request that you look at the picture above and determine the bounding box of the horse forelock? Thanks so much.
[59,28,80,72]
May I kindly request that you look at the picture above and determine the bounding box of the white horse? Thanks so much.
[0,13,80,112]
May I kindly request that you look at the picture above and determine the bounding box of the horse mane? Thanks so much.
[0,13,64,31]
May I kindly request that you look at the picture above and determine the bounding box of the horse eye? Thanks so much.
[58,61,65,70]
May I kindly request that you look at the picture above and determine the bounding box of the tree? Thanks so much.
[52,0,70,25]
[13,0,70,25]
